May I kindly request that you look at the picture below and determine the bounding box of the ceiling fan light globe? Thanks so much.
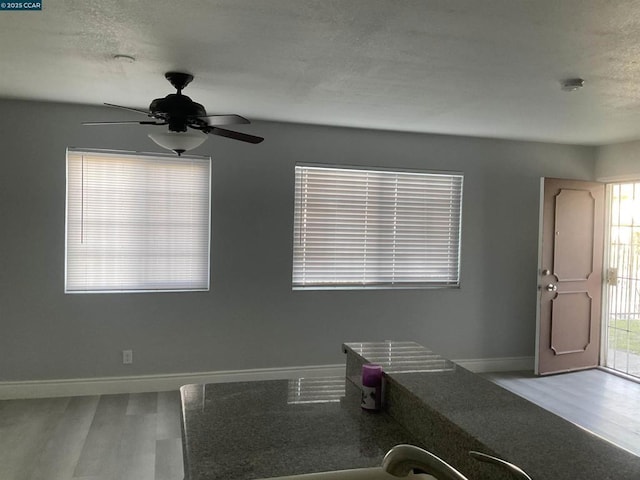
[148,131,208,155]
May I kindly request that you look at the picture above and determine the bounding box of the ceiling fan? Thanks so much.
[83,71,264,155]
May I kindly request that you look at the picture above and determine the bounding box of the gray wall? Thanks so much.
[0,99,596,381]
[596,140,640,181]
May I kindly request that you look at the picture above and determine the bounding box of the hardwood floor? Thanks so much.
[483,368,640,457]
[0,391,183,480]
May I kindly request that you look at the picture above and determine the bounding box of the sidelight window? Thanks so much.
[604,182,640,378]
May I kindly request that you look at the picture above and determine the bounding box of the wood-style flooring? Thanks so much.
[483,368,640,457]
[0,391,183,480]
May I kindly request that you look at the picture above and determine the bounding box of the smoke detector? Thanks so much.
[113,54,136,64]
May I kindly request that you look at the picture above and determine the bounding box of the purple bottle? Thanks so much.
[361,364,383,411]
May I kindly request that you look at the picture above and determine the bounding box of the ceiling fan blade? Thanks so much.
[194,114,250,125]
[206,127,264,144]
[82,120,167,126]
[104,103,152,116]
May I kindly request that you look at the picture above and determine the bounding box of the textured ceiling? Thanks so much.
[2,0,640,145]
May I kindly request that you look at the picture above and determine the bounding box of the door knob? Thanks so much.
[545,283,558,292]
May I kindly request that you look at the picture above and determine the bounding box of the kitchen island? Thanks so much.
[181,342,640,480]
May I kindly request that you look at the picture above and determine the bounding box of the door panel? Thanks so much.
[550,292,592,354]
[536,178,604,375]
[553,189,595,281]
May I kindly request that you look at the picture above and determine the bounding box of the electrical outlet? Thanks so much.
[122,349,133,364]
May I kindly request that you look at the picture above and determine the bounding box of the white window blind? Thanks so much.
[292,165,463,289]
[65,149,211,293]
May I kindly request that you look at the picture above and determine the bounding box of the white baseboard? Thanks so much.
[0,364,345,400]
[453,356,535,373]
[0,356,534,400]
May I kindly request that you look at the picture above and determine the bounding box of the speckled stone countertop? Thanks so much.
[181,342,640,480]
[344,341,640,480]
[180,379,418,480]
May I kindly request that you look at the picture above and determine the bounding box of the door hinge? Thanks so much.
[607,267,618,285]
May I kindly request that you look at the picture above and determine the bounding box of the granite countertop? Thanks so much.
[385,368,640,479]
[180,378,417,480]
[344,341,640,480]
[181,342,640,480]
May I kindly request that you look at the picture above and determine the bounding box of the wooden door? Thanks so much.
[536,178,605,375]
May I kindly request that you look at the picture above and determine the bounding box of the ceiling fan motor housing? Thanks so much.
[149,94,208,132]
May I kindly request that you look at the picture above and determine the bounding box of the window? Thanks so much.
[292,164,463,289]
[604,182,640,378]
[65,149,211,293]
